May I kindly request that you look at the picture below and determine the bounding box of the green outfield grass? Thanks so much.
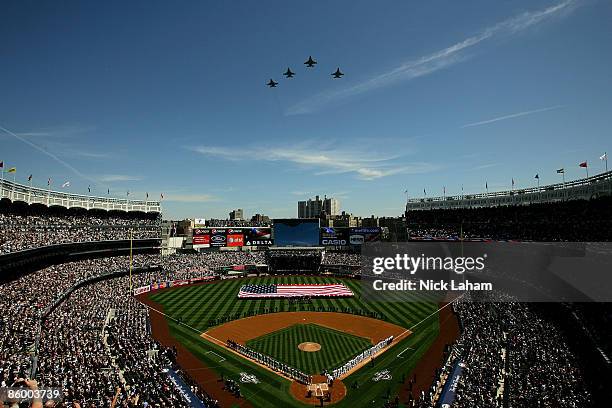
[147,275,441,408]
[246,323,372,374]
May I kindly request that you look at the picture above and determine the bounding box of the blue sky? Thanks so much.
[1,0,611,220]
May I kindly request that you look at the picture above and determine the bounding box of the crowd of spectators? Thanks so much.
[406,196,612,241]
[0,252,241,407]
[411,292,593,408]
[0,255,158,390]
[0,212,161,254]
[266,249,322,272]
[322,252,361,267]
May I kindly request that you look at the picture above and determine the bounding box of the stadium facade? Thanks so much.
[406,170,612,211]
[0,178,161,213]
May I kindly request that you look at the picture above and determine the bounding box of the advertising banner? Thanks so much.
[166,369,207,408]
[193,235,210,246]
[349,227,382,245]
[244,227,274,246]
[210,228,228,247]
[438,362,464,407]
[133,285,151,296]
[227,233,244,247]
[190,276,217,283]
[193,228,211,247]
[320,227,349,246]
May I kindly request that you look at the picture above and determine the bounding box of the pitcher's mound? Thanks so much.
[298,342,321,352]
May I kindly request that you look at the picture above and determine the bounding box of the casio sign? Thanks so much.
[322,239,347,245]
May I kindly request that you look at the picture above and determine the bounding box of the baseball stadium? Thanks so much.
[2,1,612,407]
[2,170,612,407]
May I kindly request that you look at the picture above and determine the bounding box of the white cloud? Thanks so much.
[461,105,564,128]
[98,174,143,182]
[191,143,439,180]
[286,0,577,115]
[470,163,500,171]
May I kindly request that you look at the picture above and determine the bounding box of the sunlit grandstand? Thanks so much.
[1,169,611,407]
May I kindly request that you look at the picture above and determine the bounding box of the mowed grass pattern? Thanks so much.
[149,275,439,333]
[246,323,371,374]
[147,276,442,407]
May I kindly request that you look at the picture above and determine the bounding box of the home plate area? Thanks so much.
[202,311,410,404]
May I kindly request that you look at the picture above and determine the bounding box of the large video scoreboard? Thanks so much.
[273,219,321,246]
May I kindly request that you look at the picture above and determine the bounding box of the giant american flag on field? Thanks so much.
[238,283,353,298]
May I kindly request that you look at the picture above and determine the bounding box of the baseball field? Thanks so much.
[144,275,447,407]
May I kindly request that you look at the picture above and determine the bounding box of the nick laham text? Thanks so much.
[372,279,493,291]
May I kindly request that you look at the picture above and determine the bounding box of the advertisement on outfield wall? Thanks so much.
[193,228,211,247]
[244,227,274,246]
[193,227,274,247]
[226,229,244,247]
[349,227,382,245]
[320,227,349,246]
[210,228,228,247]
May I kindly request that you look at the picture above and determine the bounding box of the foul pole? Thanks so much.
[129,229,133,292]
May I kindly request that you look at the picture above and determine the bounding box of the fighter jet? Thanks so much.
[267,79,278,88]
[304,56,317,68]
[332,68,344,78]
[283,68,295,78]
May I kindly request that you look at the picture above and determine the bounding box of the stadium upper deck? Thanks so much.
[0,178,161,213]
[406,170,612,211]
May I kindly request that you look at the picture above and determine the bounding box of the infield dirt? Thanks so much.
[204,311,410,346]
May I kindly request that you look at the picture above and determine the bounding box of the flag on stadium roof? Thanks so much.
[600,152,607,161]
[579,161,588,168]
[0,161,3,168]
[61,181,70,188]
[557,168,564,173]
[534,173,539,179]
[47,178,51,185]
[7,167,16,173]
[28,174,32,181]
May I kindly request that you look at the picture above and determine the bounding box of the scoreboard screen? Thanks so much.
[273,219,320,246]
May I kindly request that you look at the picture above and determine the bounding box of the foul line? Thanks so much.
[396,347,414,358]
[139,302,205,337]
[395,295,464,358]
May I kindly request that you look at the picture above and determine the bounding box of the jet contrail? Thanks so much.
[0,123,99,184]
[461,105,564,128]
[286,0,577,115]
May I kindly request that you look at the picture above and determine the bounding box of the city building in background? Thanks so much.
[229,208,244,220]
[297,195,339,218]
[250,213,271,225]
